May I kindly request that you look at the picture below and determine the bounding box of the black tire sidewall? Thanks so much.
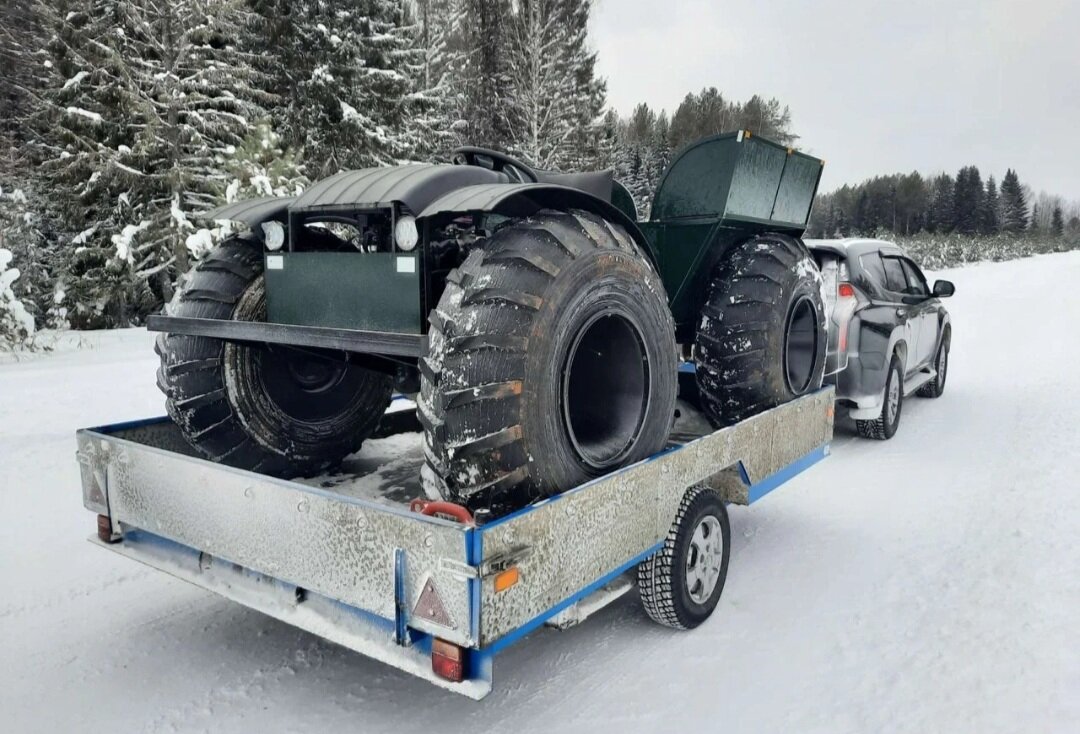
[695,235,827,427]
[884,357,904,438]
[523,249,677,493]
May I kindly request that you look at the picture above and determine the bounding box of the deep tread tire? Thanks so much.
[693,233,826,427]
[156,237,393,477]
[638,486,730,630]
[418,209,677,512]
[857,355,903,440]
[917,331,949,398]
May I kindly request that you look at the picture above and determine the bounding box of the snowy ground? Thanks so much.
[2,253,1078,733]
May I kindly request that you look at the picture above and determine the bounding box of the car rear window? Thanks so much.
[859,253,888,291]
[881,256,908,293]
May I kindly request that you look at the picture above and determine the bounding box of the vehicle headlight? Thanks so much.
[395,215,419,252]
[261,220,285,251]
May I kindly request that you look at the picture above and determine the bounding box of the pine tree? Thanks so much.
[982,176,1000,234]
[410,0,468,159]
[460,0,513,150]
[1000,168,1028,233]
[1051,205,1064,237]
[556,0,607,171]
[34,0,295,325]
[503,0,571,167]
[926,174,954,233]
[952,166,983,235]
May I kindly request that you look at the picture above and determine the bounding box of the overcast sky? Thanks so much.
[591,0,1080,200]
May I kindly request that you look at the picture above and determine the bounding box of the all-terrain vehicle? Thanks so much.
[149,131,827,515]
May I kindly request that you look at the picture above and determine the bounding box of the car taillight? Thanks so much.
[432,638,466,682]
[836,282,859,353]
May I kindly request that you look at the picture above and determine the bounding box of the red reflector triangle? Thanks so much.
[413,577,454,629]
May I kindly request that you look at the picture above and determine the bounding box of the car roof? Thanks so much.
[804,238,905,259]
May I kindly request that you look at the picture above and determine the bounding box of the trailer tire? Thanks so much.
[419,209,677,513]
[638,486,730,629]
[156,237,393,477]
[693,234,826,427]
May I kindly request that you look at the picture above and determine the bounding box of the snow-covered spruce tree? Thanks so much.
[551,0,607,172]
[410,0,469,159]
[982,175,1001,235]
[0,183,66,328]
[0,246,37,348]
[459,0,514,150]
[1000,168,1028,234]
[271,1,421,177]
[502,0,572,168]
[35,0,291,325]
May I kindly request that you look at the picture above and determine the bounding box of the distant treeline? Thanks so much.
[807,166,1080,240]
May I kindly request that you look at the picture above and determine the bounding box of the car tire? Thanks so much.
[638,486,730,630]
[917,332,949,398]
[856,354,904,440]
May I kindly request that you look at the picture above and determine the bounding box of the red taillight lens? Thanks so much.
[432,638,466,682]
[838,282,856,298]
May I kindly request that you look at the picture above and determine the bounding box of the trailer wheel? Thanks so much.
[156,237,393,477]
[419,209,677,513]
[693,233,826,427]
[638,486,730,630]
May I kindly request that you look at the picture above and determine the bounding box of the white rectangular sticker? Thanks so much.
[266,255,284,270]
[396,256,416,274]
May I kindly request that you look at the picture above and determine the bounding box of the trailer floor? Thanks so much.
[2,252,1078,734]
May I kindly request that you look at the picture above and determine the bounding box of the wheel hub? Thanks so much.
[561,310,650,470]
[784,296,819,394]
[686,515,724,604]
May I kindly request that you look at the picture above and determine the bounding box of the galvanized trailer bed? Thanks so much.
[77,387,834,699]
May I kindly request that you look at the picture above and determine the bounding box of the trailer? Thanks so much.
[76,384,834,699]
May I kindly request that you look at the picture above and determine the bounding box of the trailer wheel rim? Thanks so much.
[561,310,649,470]
[686,514,724,604]
[784,296,819,394]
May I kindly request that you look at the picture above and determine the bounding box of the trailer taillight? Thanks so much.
[432,638,466,682]
[838,282,856,298]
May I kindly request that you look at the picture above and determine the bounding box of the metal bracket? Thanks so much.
[437,545,532,580]
[479,546,532,578]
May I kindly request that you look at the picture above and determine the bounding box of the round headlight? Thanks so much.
[395,215,419,252]
[261,220,285,251]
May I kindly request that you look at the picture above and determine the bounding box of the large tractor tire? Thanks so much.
[419,209,678,512]
[693,233,826,427]
[156,237,393,477]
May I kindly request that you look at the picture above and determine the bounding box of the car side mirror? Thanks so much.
[933,280,955,298]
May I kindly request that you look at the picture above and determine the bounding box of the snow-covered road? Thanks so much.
[2,253,1077,733]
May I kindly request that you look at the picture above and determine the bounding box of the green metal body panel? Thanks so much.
[649,131,822,228]
[643,132,824,338]
[264,252,422,334]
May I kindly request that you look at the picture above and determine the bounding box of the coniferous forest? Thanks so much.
[1,0,1078,347]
